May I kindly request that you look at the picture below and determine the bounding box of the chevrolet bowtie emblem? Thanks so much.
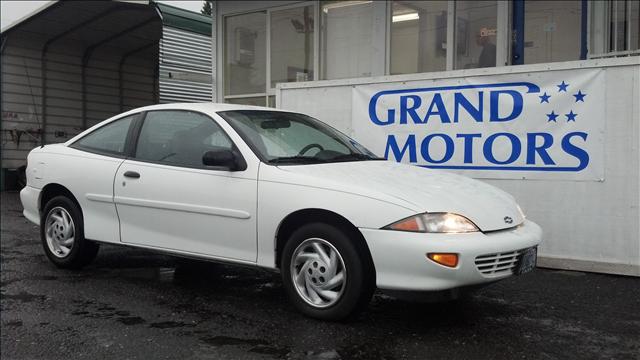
[504,216,513,224]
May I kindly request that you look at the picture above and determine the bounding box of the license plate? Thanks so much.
[516,247,537,275]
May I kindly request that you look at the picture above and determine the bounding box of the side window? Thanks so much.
[134,111,233,168]
[72,115,134,155]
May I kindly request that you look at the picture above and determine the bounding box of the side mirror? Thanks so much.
[202,149,246,171]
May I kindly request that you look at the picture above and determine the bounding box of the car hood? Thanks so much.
[276,160,524,232]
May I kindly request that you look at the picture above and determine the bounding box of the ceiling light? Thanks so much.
[392,12,419,23]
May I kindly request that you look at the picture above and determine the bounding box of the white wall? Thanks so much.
[277,57,640,276]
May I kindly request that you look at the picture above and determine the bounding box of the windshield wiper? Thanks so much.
[268,153,384,164]
[267,156,327,164]
[328,153,385,162]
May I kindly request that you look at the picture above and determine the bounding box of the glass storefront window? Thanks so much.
[523,1,581,64]
[454,1,497,70]
[610,0,640,52]
[224,12,267,96]
[320,1,375,79]
[270,6,315,88]
[221,1,640,96]
[390,1,448,75]
[612,0,628,51]
[631,0,640,51]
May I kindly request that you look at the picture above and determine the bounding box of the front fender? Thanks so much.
[256,179,416,268]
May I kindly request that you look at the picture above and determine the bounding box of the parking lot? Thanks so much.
[1,191,638,360]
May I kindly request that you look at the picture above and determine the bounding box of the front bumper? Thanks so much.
[20,185,41,226]
[360,220,542,291]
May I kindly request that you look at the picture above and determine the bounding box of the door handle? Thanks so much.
[123,171,140,179]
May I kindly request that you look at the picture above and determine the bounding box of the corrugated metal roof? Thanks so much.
[1,1,213,38]
[155,2,212,36]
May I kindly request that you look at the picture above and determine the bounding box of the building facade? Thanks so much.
[214,0,640,276]
[215,0,639,105]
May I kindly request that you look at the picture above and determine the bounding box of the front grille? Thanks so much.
[474,249,523,276]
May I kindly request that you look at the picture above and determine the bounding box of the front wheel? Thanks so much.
[281,223,374,321]
[41,196,99,269]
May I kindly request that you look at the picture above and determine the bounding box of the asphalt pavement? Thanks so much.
[1,192,638,360]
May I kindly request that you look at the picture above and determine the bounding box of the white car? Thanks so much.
[20,103,542,320]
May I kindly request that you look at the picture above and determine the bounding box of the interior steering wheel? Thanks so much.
[298,143,324,156]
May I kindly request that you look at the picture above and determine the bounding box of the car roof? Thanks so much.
[125,102,284,114]
[64,102,296,146]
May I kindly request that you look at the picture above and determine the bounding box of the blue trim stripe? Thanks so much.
[419,165,585,172]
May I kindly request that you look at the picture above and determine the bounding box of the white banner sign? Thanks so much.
[352,69,605,180]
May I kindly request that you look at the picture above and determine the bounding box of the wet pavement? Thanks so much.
[1,191,639,360]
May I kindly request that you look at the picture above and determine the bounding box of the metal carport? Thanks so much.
[1,0,164,188]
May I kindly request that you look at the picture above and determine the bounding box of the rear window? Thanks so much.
[71,115,135,156]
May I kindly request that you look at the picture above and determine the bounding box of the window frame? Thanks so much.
[589,0,640,58]
[269,3,317,87]
[128,109,247,172]
[219,1,318,105]
[387,0,450,74]
[387,0,509,72]
[319,0,387,80]
[69,113,143,159]
[513,0,588,64]
[217,0,511,102]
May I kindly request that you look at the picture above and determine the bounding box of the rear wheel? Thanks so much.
[41,196,99,269]
[281,223,374,321]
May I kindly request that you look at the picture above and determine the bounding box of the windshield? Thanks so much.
[218,110,381,165]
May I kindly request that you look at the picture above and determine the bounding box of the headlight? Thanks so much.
[383,212,479,233]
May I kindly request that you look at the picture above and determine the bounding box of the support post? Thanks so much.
[511,0,525,65]
[119,42,159,112]
[211,1,217,102]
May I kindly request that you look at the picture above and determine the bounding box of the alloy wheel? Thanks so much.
[290,238,347,308]
[45,206,75,258]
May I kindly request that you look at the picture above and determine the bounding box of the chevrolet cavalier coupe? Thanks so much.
[20,103,542,320]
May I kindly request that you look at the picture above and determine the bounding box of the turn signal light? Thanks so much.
[427,253,459,267]
[387,217,422,232]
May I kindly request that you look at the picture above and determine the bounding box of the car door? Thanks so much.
[113,110,258,262]
[65,114,139,243]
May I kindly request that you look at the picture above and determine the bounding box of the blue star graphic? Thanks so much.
[539,92,551,103]
[557,81,569,92]
[547,111,558,122]
[565,111,577,122]
[573,90,586,102]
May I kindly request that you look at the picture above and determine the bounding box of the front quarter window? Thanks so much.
[219,110,380,164]
[71,115,135,156]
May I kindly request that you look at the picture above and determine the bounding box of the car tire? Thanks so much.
[40,195,99,269]
[281,223,375,321]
